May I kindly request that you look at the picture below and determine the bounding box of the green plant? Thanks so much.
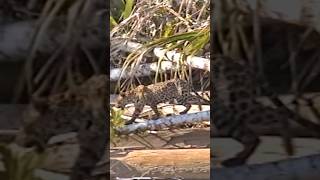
[110,0,135,29]
[14,0,106,102]
[110,108,125,145]
[119,26,210,91]
[0,144,46,180]
[111,0,210,104]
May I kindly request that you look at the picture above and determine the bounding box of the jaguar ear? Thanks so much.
[136,85,146,98]
[119,91,126,97]
[136,85,146,91]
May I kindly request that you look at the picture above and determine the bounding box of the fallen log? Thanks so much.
[117,111,210,135]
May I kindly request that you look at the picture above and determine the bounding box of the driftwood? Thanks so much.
[117,111,210,135]
[110,61,176,81]
[153,47,210,71]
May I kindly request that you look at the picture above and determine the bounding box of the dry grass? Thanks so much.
[12,0,106,101]
[110,0,210,92]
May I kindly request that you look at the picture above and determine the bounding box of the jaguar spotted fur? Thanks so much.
[213,55,320,167]
[115,79,209,125]
[15,75,108,180]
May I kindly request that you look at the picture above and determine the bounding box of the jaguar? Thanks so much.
[213,55,320,167]
[15,75,108,180]
[115,79,209,125]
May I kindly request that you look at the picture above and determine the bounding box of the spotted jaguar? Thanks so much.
[115,79,209,125]
[213,55,320,166]
[15,75,108,180]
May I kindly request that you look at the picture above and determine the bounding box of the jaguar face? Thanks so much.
[114,93,126,109]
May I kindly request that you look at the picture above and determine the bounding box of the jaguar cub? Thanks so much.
[15,75,107,180]
[115,79,209,124]
[213,56,320,167]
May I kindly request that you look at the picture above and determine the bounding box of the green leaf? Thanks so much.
[110,16,118,29]
[0,144,45,180]
[122,0,134,19]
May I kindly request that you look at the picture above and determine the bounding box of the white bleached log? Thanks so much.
[117,110,210,135]
[110,61,175,81]
[153,47,210,71]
